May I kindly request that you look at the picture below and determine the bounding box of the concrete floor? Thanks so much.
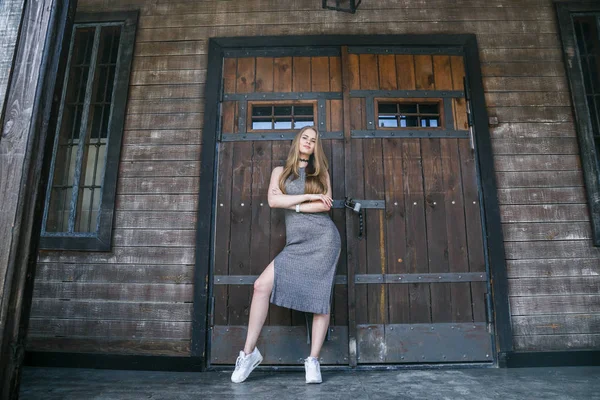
[20,366,600,400]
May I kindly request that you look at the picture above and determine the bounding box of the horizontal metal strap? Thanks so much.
[355,272,488,284]
[350,89,464,98]
[214,275,348,285]
[223,92,342,101]
[331,199,385,209]
[221,131,343,141]
[351,130,469,139]
[214,273,486,285]
[348,46,463,56]
[224,47,341,58]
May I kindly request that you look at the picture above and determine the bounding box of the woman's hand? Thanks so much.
[306,193,333,208]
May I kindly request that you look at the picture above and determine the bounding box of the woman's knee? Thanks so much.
[253,277,271,297]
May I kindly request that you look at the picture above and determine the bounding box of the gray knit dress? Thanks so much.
[270,167,342,315]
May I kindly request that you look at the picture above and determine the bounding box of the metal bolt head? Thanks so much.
[220,203,223,207]
[414,202,417,205]
[241,203,244,206]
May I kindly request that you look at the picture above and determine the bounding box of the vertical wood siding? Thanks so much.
[27,0,600,356]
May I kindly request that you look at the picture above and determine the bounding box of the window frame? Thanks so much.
[556,1,600,246]
[246,100,318,133]
[39,11,138,251]
[374,98,445,130]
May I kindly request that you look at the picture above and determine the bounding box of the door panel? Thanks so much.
[211,54,348,365]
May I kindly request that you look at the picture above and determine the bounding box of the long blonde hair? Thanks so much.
[278,126,329,195]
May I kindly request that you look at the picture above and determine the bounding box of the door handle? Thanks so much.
[345,197,364,240]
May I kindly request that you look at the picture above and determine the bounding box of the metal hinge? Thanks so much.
[463,76,475,150]
[209,296,215,328]
[484,291,494,333]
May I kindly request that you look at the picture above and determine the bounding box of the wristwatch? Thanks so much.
[296,204,300,213]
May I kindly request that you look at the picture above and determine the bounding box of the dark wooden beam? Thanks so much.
[0,0,26,121]
[0,0,77,398]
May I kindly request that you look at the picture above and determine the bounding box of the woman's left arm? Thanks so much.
[285,173,333,213]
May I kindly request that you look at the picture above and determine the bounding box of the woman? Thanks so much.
[231,126,341,384]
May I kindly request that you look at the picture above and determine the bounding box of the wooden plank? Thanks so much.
[502,222,592,241]
[458,139,486,323]
[32,282,193,302]
[395,55,416,90]
[494,155,580,172]
[129,84,204,100]
[482,62,566,77]
[38,247,195,265]
[122,130,203,145]
[403,140,431,323]
[486,92,571,107]
[510,295,600,315]
[117,177,199,194]
[433,55,453,90]
[116,195,197,211]
[492,137,579,154]
[377,54,396,91]
[489,107,573,123]
[490,122,576,139]
[273,57,292,93]
[136,9,555,29]
[26,337,189,356]
[28,318,191,340]
[292,56,311,92]
[30,299,192,321]
[505,241,600,260]
[121,145,201,161]
[127,99,204,114]
[329,56,342,92]
[125,113,203,130]
[0,0,25,115]
[500,205,590,223]
[421,138,452,323]
[311,56,329,92]
[497,188,588,205]
[131,69,206,85]
[114,211,196,230]
[507,258,600,278]
[382,139,409,324]
[496,171,584,188]
[255,57,273,93]
[480,48,563,63]
[414,55,434,90]
[509,277,600,296]
[513,334,600,351]
[132,55,207,71]
[484,77,568,92]
[112,229,196,247]
[34,263,194,285]
[442,139,473,322]
[512,314,600,335]
[135,40,206,56]
[119,161,201,177]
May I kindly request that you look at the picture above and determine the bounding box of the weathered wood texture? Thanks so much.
[0,0,25,118]
[25,0,600,357]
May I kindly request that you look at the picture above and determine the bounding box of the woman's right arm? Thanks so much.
[267,167,309,209]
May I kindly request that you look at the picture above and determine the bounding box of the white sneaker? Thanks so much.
[304,357,322,384]
[231,347,263,383]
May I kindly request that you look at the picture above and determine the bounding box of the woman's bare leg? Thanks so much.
[242,260,275,355]
[309,313,330,358]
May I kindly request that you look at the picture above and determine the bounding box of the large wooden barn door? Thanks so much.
[342,47,493,364]
[210,50,349,365]
[209,46,494,366]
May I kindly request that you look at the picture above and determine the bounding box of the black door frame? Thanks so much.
[194,34,513,369]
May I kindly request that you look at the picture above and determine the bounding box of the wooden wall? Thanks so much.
[0,0,25,117]
[26,0,600,356]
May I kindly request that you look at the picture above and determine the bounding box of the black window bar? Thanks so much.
[322,0,362,14]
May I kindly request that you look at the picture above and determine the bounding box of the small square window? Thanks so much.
[249,103,316,131]
[377,101,441,130]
